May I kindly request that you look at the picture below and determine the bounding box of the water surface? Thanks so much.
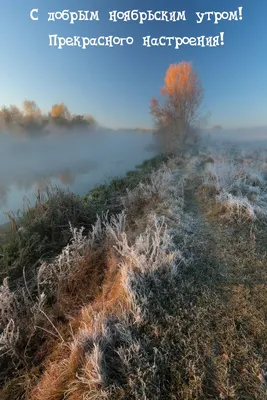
[0,129,158,224]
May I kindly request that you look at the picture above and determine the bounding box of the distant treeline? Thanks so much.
[0,100,96,134]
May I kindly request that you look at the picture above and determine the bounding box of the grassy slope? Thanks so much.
[0,154,169,397]
[0,154,167,286]
[1,150,267,399]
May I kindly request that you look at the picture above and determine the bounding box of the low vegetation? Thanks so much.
[1,146,267,399]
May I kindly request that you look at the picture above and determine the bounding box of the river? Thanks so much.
[0,129,158,224]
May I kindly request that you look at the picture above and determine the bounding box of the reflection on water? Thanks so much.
[0,129,158,223]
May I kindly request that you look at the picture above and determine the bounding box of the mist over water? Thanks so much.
[203,127,267,148]
[0,129,158,224]
[2,126,267,225]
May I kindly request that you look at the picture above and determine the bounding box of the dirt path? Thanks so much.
[179,169,267,399]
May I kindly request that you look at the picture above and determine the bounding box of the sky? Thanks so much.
[0,0,266,130]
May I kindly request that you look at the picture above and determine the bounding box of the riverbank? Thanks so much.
[0,154,167,285]
[1,149,267,399]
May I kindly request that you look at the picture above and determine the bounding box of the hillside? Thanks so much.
[1,148,267,399]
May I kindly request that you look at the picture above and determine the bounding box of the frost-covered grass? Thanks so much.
[0,154,169,285]
[201,148,267,222]
[0,154,182,397]
[28,159,186,400]
[2,149,267,399]
[215,191,266,222]
[122,162,185,228]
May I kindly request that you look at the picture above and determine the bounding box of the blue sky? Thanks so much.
[0,0,266,129]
